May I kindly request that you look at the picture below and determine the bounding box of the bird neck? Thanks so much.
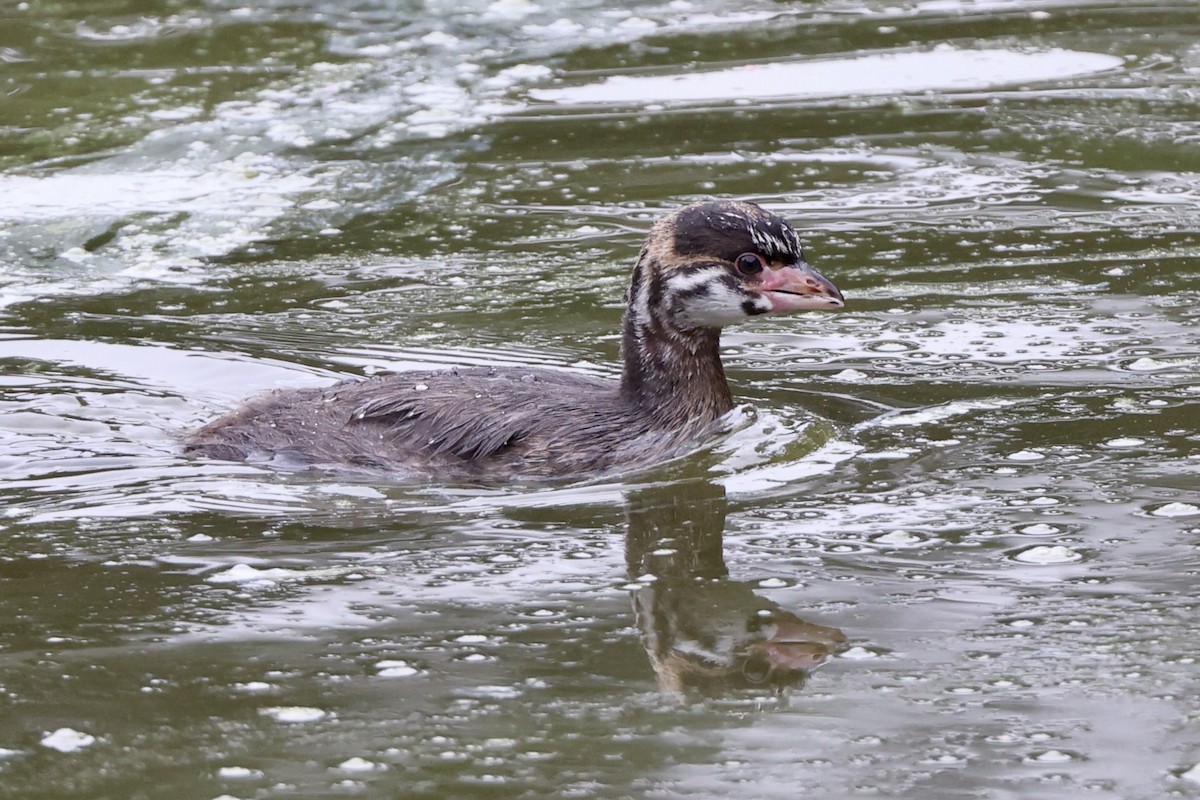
[618,310,734,429]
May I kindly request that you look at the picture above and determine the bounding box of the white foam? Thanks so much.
[531,48,1125,105]
[40,728,96,753]
[259,706,328,723]
[1012,545,1083,565]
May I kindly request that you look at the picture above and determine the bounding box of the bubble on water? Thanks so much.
[839,646,880,660]
[757,577,789,588]
[1124,357,1172,371]
[1103,437,1145,448]
[453,634,494,644]
[1006,450,1045,462]
[259,706,328,723]
[375,660,420,678]
[870,530,929,548]
[40,728,96,753]
[217,766,263,780]
[869,340,917,353]
[337,757,386,772]
[1181,763,1200,784]
[1025,749,1077,764]
[1017,523,1062,537]
[233,681,276,694]
[1010,545,1084,564]
[1150,502,1200,517]
[925,752,966,765]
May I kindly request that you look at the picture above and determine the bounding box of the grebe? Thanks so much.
[185,200,844,479]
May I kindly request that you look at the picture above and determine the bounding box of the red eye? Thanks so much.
[735,252,764,276]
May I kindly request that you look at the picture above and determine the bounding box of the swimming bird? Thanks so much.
[185,200,844,479]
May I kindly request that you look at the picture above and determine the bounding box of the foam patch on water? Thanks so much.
[2,3,825,309]
[205,563,379,588]
[866,398,1023,429]
[40,728,96,753]
[1010,545,1084,565]
[259,706,328,723]
[529,47,1125,105]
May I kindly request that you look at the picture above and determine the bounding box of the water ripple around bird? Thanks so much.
[1,1,1198,798]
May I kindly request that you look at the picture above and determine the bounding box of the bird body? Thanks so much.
[185,200,844,480]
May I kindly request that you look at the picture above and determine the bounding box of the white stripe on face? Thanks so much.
[664,265,727,296]
[677,280,769,328]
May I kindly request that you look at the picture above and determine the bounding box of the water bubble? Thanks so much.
[233,681,275,694]
[1123,357,1171,372]
[867,340,918,352]
[925,752,966,764]
[1011,545,1084,564]
[259,707,328,723]
[1025,749,1077,764]
[986,732,1023,744]
[840,646,881,660]
[375,660,419,678]
[870,530,928,548]
[40,728,96,753]
[337,757,386,772]
[1149,502,1200,517]
[1017,523,1062,537]
[452,634,493,644]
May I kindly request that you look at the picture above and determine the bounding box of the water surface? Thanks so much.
[2,1,1199,798]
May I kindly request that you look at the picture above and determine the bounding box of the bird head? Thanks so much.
[627,200,844,332]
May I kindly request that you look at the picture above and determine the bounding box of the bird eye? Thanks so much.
[735,253,764,277]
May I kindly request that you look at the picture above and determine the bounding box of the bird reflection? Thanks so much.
[625,480,846,697]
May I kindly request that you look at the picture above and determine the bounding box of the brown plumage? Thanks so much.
[184,200,844,480]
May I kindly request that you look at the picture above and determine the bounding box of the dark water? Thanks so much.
[2,1,1199,798]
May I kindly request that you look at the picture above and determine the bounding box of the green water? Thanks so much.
[1,1,1199,798]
